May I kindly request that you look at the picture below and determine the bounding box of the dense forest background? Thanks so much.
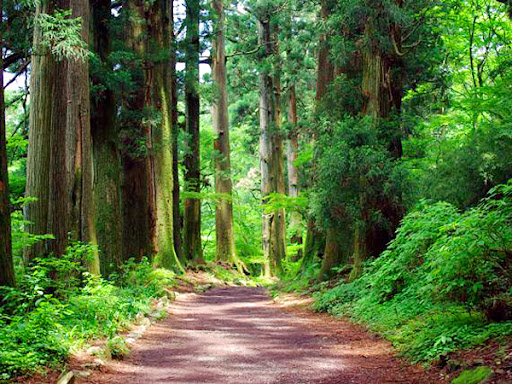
[1,0,512,381]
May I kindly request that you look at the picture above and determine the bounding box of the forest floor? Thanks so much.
[67,286,444,384]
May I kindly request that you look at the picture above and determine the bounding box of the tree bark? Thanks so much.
[149,0,183,271]
[0,0,16,286]
[351,7,404,279]
[25,0,99,274]
[121,0,154,262]
[170,0,183,263]
[258,16,283,276]
[91,0,123,275]
[211,0,245,272]
[120,0,182,272]
[287,85,302,259]
[183,0,202,261]
[271,25,287,269]
[316,0,344,280]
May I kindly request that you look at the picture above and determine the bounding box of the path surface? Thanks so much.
[84,287,441,384]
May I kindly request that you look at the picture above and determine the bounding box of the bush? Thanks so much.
[0,248,176,379]
[312,180,512,363]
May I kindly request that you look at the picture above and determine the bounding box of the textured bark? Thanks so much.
[258,17,282,276]
[271,26,287,269]
[121,0,153,261]
[0,0,15,286]
[68,0,100,274]
[211,0,245,272]
[170,0,183,262]
[25,0,99,274]
[150,0,183,271]
[183,0,202,261]
[316,0,344,279]
[120,0,182,271]
[258,18,275,276]
[287,86,302,259]
[91,0,123,275]
[318,227,351,280]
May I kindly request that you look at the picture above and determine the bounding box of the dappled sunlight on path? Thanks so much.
[84,287,440,384]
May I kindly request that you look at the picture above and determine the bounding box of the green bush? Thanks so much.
[313,180,512,363]
[0,249,176,379]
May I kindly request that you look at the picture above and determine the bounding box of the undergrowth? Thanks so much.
[0,245,177,381]
[280,181,512,364]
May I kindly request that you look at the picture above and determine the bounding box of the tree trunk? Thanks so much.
[316,0,344,280]
[170,0,183,262]
[351,11,404,279]
[120,0,182,272]
[25,0,99,274]
[0,0,15,286]
[211,0,245,272]
[68,0,100,274]
[149,0,183,271]
[258,17,280,276]
[271,25,287,269]
[121,0,153,261]
[91,0,123,275]
[287,85,302,259]
[183,0,202,261]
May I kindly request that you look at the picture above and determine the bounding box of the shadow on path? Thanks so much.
[84,287,441,384]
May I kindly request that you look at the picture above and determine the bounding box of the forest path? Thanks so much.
[82,287,441,384]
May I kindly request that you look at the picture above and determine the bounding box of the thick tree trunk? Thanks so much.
[258,17,280,276]
[316,0,345,280]
[91,0,123,275]
[120,0,182,271]
[211,0,245,272]
[287,86,302,259]
[351,13,404,279]
[0,0,15,286]
[68,0,100,274]
[170,0,183,262]
[121,0,153,261]
[183,0,202,261]
[271,27,287,269]
[150,0,183,271]
[25,0,99,274]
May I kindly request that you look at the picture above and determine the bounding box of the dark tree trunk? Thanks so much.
[91,0,123,275]
[170,0,183,262]
[212,0,245,271]
[25,0,99,273]
[258,16,280,276]
[121,0,154,262]
[183,0,202,261]
[0,0,15,287]
[287,85,302,259]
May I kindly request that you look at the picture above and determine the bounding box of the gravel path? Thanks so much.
[83,287,441,384]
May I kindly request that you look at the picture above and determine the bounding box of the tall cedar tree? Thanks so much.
[271,24,287,270]
[257,5,286,276]
[170,0,183,262]
[287,85,302,257]
[316,0,346,281]
[211,0,245,271]
[25,0,100,273]
[91,0,123,275]
[0,0,15,287]
[121,0,182,271]
[183,0,202,261]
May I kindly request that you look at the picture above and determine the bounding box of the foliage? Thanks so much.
[36,9,91,61]
[309,181,512,363]
[451,366,492,384]
[0,249,176,379]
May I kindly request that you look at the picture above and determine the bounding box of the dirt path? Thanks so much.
[82,287,442,384]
